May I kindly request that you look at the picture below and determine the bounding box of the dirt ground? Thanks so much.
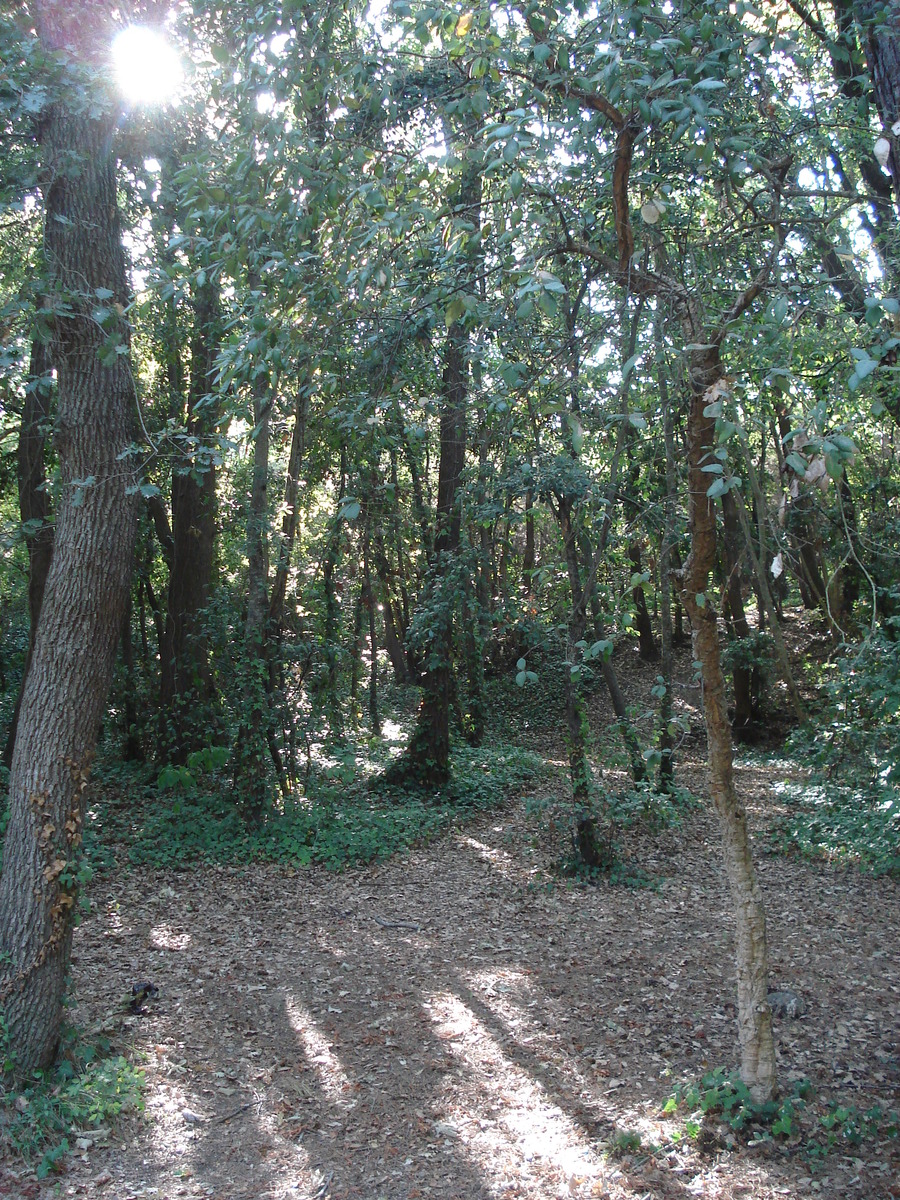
[2,635,899,1200]
[3,762,899,1199]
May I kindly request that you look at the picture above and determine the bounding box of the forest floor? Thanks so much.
[2,625,900,1200]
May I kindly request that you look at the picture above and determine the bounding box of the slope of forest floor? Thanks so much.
[2,628,900,1200]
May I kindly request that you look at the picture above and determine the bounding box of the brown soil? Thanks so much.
[2,636,899,1200]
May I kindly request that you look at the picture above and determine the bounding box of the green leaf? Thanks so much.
[444,297,466,327]
[784,452,807,476]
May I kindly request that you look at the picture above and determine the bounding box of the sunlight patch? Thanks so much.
[285,997,355,1108]
[149,924,191,951]
[423,991,611,1196]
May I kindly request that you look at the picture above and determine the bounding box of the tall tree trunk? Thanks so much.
[391,320,468,784]
[159,281,222,760]
[3,335,55,769]
[388,149,480,785]
[721,490,756,733]
[363,524,380,737]
[122,594,143,762]
[268,381,310,633]
[523,485,536,593]
[656,317,677,788]
[680,354,776,1105]
[855,0,900,206]
[0,0,138,1074]
[235,367,273,823]
[628,541,660,661]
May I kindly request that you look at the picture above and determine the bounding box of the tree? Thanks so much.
[0,0,138,1074]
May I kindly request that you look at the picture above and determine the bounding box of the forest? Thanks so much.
[0,0,899,1196]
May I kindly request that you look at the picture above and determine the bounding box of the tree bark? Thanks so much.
[235,364,273,823]
[3,335,55,769]
[680,355,776,1105]
[0,0,138,1075]
[159,281,222,760]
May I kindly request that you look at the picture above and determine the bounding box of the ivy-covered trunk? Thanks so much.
[159,281,222,760]
[0,0,138,1075]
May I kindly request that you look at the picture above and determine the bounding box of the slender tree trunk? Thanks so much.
[235,366,273,823]
[0,1,138,1074]
[680,354,776,1105]
[656,319,677,788]
[628,541,660,661]
[268,382,309,632]
[363,525,380,736]
[523,485,536,593]
[122,594,142,762]
[721,490,756,733]
[159,281,222,760]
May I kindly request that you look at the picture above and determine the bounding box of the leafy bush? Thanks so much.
[113,744,544,870]
[664,1067,811,1135]
[665,1068,898,1158]
[0,1034,145,1178]
[771,633,900,874]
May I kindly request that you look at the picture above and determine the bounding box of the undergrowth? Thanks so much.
[0,1028,145,1179]
[92,744,544,870]
[767,631,900,875]
[665,1067,899,1159]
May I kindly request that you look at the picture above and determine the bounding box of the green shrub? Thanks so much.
[771,633,900,874]
[0,1034,145,1178]
[114,744,544,870]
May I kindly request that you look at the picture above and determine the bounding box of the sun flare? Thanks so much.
[111,26,183,106]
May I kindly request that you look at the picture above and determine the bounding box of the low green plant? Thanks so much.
[814,1102,899,1155]
[664,1068,812,1136]
[0,1033,145,1178]
[114,744,544,870]
[665,1069,898,1159]
[609,1128,643,1156]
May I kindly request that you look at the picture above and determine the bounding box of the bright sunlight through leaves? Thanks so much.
[111,26,183,106]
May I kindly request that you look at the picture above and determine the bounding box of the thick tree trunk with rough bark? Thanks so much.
[0,0,138,1075]
[389,149,479,786]
[681,354,776,1105]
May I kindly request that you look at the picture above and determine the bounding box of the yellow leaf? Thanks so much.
[456,11,473,36]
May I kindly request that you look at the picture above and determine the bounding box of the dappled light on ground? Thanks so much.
[285,996,357,1108]
[148,923,192,951]
[424,989,612,1196]
[13,759,896,1200]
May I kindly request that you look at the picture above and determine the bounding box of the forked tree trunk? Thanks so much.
[0,0,138,1075]
[681,355,776,1104]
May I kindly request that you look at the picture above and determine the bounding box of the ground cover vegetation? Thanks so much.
[1,0,899,1193]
